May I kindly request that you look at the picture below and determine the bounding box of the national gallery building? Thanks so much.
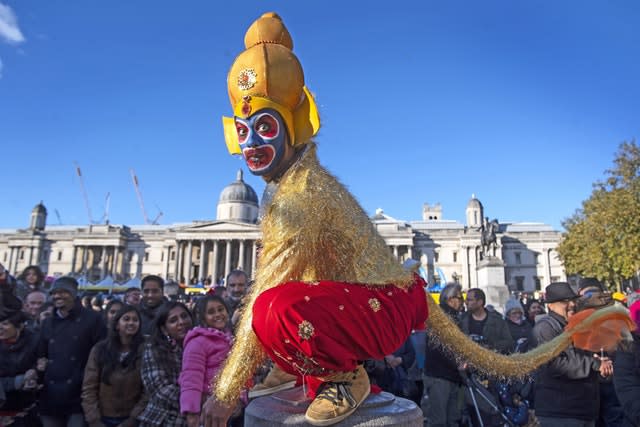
[0,170,566,293]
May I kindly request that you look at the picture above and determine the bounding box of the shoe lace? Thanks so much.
[316,381,357,408]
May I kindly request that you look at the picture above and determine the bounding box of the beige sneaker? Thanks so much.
[304,365,370,426]
[248,364,297,398]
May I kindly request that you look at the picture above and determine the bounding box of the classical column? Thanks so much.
[199,240,206,281]
[28,246,34,265]
[393,245,399,259]
[176,241,183,282]
[101,246,107,279]
[186,240,193,284]
[164,246,171,279]
[238,240,245,270]
[212,241,219,284]
[82,246,89,274]
[225,240,232,280]
[251,240,257,278]
[8,248,14,274]
[407,246,413,260]
[461,246,470,289]
[113,246,120,279]
[71,246,78,274]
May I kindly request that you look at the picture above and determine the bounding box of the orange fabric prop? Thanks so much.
[566,308,636,352]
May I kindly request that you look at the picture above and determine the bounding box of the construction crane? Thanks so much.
[54,209,63,225]
[74,162,94,224]
[130,169,163,225]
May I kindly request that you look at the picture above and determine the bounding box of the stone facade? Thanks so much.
[0,176,565,292]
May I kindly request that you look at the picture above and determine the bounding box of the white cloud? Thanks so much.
[0,3,25,44]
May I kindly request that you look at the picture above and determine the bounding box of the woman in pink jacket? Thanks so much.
[179,295,239,427]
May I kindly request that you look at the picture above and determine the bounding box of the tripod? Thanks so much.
[459,369,516,427]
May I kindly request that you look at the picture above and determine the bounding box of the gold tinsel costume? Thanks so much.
[214,12,635,406]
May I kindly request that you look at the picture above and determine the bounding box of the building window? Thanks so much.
[533,276,541,290]
[144,252,149,262]
[20,250,24,260]
[127,251,133,262]
[515,276,524,291]
[160,251,164,262]
[533,253,539,264]
[474,211,478,224]
[515,252,521,264]
[171,250,176,261]
[434,252,439,263]
[453,251,458,263]
[57,251,62,261]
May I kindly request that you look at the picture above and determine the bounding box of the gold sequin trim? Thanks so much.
[298,320,315,340]
[368,298,381,312]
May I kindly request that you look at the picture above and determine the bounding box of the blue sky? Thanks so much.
[1,1,638,230]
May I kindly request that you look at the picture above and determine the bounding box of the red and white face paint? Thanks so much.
[235,109,288,176]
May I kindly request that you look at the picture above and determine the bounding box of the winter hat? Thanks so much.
[505,298,524,315]
[578,277,607,292]
[545,282,578,303]
[50,276,78,298]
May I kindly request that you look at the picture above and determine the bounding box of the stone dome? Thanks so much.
[219,170,259,204]
[466,194,483,210]
[216,170,259,223]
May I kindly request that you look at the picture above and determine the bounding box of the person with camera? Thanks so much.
[460,288,514,427]
[460,288,514,354]
[533,282,612,427]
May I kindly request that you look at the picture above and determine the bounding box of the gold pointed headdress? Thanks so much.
[222,12,320,155]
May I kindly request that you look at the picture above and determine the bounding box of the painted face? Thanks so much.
[235,109,292,179]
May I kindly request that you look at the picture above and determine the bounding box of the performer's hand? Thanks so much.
[201,395,233,427]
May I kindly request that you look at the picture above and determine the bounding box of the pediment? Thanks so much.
[175,220,259,233]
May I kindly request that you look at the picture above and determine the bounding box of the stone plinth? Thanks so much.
[476,256,509,312]
[245,387,423,426]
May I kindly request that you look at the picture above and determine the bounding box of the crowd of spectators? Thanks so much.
[1,262,639,427]
[0,265,248,427]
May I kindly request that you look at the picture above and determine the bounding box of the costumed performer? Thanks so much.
[203,12,636,427]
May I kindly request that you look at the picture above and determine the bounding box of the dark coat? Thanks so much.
[139,300,166,336]
[460,310,514,354]
[0,328,39,411]
[613,334,640,427]
[424,303,463,384]
[506,318,534,352]
[37,299,107,416]
[532,311,601,421]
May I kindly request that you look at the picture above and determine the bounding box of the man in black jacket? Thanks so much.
[139,274,167,336]
[422,283,465,427]
[37,276,106,427]
[533,282,612,427]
